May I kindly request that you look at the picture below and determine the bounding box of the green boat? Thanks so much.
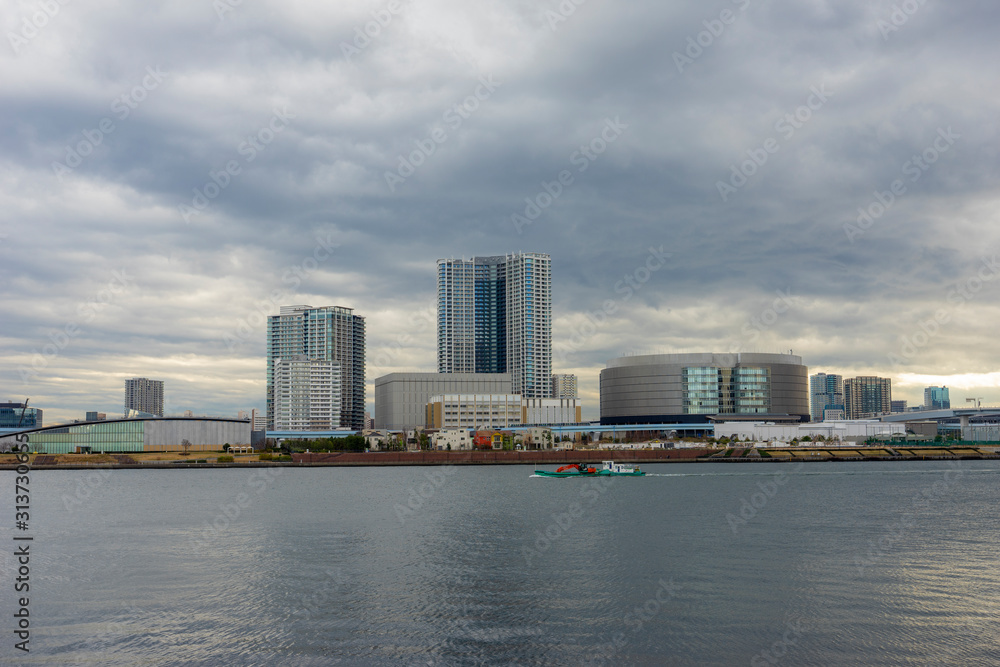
[534,461,645,477]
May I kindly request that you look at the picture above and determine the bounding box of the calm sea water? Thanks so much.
[2,461,999,666]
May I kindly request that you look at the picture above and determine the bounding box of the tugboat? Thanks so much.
[534,461,645,477]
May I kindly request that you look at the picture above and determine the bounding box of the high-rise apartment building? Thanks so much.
[266,305,365,430]
[924,386,950,410]
[844,376,891,419]
[551,373,578,399]
[437,253,551,398]
[272,357,342,431]
[809,373,843,422]
[124,378,164,417]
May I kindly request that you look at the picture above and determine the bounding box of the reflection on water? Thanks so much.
[3,461,999,665]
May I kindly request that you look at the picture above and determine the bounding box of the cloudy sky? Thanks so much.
[2,0,999,424]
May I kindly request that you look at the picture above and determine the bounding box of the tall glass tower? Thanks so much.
[437,253,551,398]
[266,305,365,430]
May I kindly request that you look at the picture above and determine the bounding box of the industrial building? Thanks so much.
[374,372,511,430]
[600,353,809,425]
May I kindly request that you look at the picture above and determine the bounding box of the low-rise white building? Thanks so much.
[714,420,905,445]
[431,429,474,450]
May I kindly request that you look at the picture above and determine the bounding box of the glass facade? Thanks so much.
[0,404,41,429]
[683,366,771,415]
[28,421,145,454]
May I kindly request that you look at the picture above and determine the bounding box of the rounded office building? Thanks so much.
[600,353,809,425]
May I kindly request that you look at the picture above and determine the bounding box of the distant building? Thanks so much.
[844,376,891,419]
[437,253,552,398]
[0,402,42,429]
[891,400,908,413]
[85,411,107,422]
[364,411,374,430]
[551,374,578,399]
[272,356,342,431]
[523,398,582,425]
[251,409,266,432]
[809,373,844,422]
[924,386,950,410]
[600,353,809,425]
[125,378,164,417]
[375,372,511,431]
[267,305,365,430]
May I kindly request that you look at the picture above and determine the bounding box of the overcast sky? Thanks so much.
[2,0,999,424]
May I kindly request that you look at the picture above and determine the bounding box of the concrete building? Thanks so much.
[924,386,950,410]
[714,420,905,445]
[0,417,250,454]
[551,374,578,399]
[844,376,891,419]
[809,373,843,422]
[523,398,582,425]
[85,411,107,422]
[0,402,42,428]
[267,305,365,430]
[425,394,523,430]
[272,356,341,430]
[600,353,809,425]
[891,400,908,413]
[125,378,164,417]
[374,372,511,430]
[437,253,552,398]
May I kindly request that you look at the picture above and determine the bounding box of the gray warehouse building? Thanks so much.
[374,372,512,430]
[600,353,809,425]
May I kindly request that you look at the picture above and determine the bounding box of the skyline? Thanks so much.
[3,1,1000,424]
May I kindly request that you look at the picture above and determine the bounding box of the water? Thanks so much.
[2,461,999,665]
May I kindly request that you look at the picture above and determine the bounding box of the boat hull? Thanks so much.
[534,470,645,477]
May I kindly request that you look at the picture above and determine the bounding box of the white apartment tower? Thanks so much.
[272,357,342,430]
[437,253,552,398]
[124,377,164,417]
